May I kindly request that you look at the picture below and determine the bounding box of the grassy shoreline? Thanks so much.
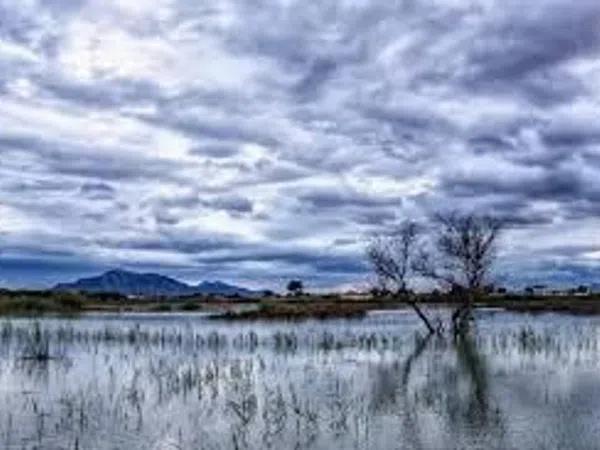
[3,290,600,319]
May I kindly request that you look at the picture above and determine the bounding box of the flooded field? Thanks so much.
[1,310,600,449]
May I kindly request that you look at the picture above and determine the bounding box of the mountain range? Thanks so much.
[54,269,258,298]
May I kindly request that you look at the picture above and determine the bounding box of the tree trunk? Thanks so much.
[452,290,474,335]
[404,294,436,335]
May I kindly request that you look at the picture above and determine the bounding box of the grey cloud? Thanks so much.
[38,75,164,109]
[442,166,584,202]
[294,58,338,99]
[0,132,187,182]
[298,187,399,210]
[1,178,72,194]
[189,143,241,159]
[469,135,514,154]
[154,211,180,226]
[96,234,234,255]
[194,247,366,277]
[203,195,253,214]
[152,191,253,215]
[51,151,179,181]
[353,210,398,227]
[138,109,280,149]
[451,0,600,108]
[465,1,600,82]
[542,121,600,149]
[80,182,115,200]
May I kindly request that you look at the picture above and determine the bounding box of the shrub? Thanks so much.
[52,292,84,310]
[181,301,201,311]
[151,303,172,312]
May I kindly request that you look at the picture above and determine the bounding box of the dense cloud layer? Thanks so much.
[1,0,600,289]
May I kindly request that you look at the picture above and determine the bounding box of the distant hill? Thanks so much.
[54,269,258,298]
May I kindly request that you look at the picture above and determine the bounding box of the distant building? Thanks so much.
[524,285,550,296]
[488,286,508,297]
[523,285,591,297]
[574,285,590,296]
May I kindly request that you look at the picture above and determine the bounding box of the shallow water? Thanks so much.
[1,310,600,449]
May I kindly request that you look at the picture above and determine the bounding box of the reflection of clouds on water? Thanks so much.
[0,312,600,449]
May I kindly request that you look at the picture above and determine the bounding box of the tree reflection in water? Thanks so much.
[370,333,507,449]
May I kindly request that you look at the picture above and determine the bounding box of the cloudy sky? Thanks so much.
[1,0,600,290]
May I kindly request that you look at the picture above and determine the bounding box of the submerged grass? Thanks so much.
[21,321,53,361]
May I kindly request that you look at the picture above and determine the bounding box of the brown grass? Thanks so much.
[0,292,84,315]
[214,299,385,321]
[3,289,600,318]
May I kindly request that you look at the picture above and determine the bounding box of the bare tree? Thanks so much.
[414,212,503,333]
[367,221,436,334]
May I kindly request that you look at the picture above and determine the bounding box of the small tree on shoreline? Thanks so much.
[286,280,304,296]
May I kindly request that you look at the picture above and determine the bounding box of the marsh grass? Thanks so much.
[3,288,600,322]
[216,300,372,321]
[0,292,84,316]
[150,303,173,312]
[22,322,51,360]
[180,300,202,311]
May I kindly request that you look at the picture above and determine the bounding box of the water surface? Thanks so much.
[1,310,599,449]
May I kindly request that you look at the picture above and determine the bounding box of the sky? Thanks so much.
[1,0,600,290]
